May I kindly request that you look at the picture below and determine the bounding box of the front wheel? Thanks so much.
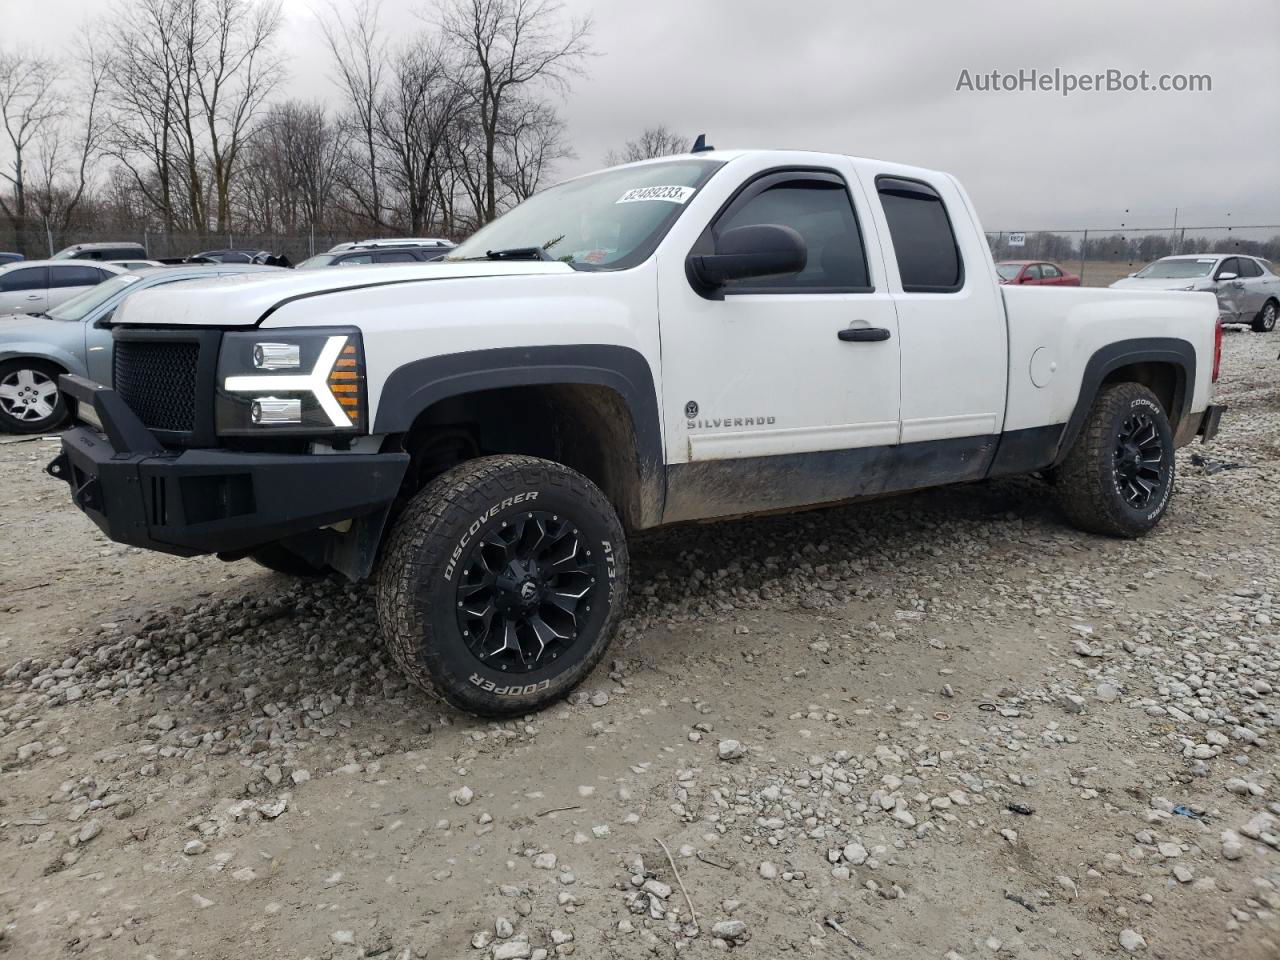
[1055,383,1175,538]
[1252,299,1277,333]
[376,455,628,716]
[0,360,70,434]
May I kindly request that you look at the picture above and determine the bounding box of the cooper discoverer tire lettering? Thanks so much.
[1055,382,1175,538]
[376,455,628,716]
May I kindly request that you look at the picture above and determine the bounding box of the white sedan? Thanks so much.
[0,260,125,316]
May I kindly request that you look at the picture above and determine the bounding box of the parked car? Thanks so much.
[297,242,452,269]
[48,148,1222,716]
[326,238,454,254]
[996,260,1081,286]
[1111,254,1279,332]
[108,259,166,270]
[193,248,273,264]
[0,252,23,265]
[0,260,124,316]
[0,263,275,433]
[51,242,149,262]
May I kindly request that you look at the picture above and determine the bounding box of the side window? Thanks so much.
[1023,264,1042,281]
[876,176,964,293]
[0,266,48,291]
[711,172,871,292]
[50,265,106,288]
[1216,257,1239,279]
[1237,258,1262,278]
[338,254,374,266]
[1040,263,1060,278]
[376,251,419,263]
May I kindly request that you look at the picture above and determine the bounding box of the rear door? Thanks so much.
[856,168,1007,479]
[48,264,108,307]
[1234,257,1266,316]
[0,266,50,313]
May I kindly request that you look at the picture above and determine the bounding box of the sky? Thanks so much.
[6,0,1279,231]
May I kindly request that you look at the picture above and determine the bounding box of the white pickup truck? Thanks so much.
[48,147,1225,715]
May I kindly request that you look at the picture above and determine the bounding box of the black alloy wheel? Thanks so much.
[454,510,601,673]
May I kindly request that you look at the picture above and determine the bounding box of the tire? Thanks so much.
[0,359,70,434]
[1055,383,1176,538]
[250,543,326,578]
[1252,299,1277,333]
[377,455,628,716]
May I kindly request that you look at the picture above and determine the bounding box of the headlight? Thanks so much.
[215,327,367,435]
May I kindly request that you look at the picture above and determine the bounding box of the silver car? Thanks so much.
[1111,254,1279,332]
[0,264,277,433]
[0,260,125,316]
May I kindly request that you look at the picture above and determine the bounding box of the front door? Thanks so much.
[657,164,902,522]
[1214,257,1244,321]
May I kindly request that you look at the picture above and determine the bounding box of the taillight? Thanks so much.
[1212,320,1223,382]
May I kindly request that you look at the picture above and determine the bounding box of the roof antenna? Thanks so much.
[691,133,714,153]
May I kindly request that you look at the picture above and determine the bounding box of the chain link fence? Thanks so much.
[0,222,463,264]
[985,225,1280,287]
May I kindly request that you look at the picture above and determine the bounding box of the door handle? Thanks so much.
[24,294,40,300]
[838,326,891,342]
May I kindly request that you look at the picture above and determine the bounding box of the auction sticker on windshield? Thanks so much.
[616,185,696,204]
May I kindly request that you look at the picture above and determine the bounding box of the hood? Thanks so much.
[113,260,577,327]
[1110,276,1211,291]
[0,312,72,341]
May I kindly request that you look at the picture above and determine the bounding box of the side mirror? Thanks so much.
[1216,272,1238,281]
[687,224,806,295]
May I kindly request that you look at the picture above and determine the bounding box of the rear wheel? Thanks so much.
[377,455,628,716]
[1056,383,1175,538]
[1252,299,1277,333]
[0,360,69,434]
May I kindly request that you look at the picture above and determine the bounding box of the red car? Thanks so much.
[996,260,1081,286]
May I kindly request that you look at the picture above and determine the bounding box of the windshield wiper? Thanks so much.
[475,246,553,262]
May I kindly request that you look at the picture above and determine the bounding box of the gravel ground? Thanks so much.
[1,330,1277,960]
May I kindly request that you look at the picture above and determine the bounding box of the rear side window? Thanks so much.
[710,171,871,292]
[50,265,106,288]
[0,266,48,291]
[1237,258,1262,278]
[876,176,964,293]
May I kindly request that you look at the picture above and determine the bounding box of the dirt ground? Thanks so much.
[1,330,1277,960]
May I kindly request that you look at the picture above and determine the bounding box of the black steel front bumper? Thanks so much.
[47,375,408,558]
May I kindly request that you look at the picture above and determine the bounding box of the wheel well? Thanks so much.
[398,383,649,529]
[1101,361,1183,427]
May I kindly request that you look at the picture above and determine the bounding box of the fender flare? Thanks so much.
[373,344,665,520]
[1053,337,1195,466]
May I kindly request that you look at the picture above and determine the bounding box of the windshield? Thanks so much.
[297,254,338,270]
[447,159,723,270]
[995,263,1023,280]
[47,274,143,321]
[1135,258,1216,279]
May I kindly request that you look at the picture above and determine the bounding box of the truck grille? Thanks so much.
[113,340,201,432]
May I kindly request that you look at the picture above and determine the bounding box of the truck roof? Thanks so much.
[600,148,953,184]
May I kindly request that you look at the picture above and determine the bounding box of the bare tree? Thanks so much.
[0,50,62,253]
[603,125,687,166]
[499,98,570,203]
[376,40,467,233]
[442,0,590,223]
[28,35,110,245]
[195,0,285,233]
[320,0,388,228]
